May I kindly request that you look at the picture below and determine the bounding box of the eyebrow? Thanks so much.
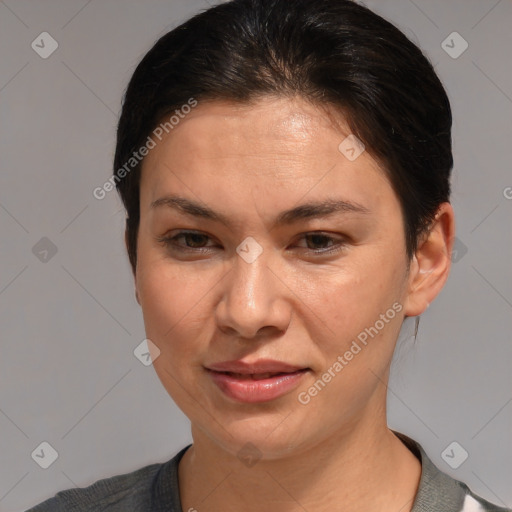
[150,195,371,227]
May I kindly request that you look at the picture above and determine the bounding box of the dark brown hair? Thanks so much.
[114,0,452,274]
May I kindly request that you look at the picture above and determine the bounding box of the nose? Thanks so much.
[215,250,292,340]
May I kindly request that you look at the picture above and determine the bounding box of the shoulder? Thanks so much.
[394,432,511,512]
[26,446,189,512]
[459,491,512,512]
[26,463,163,512]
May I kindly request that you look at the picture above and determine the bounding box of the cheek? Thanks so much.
[295,271,403,423]
[298,252,400,326]
[136,259,214,355]
[298,254,406,381]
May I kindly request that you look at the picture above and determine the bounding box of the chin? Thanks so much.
[196,410,315,461]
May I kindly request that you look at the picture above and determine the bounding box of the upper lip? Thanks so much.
[206,359,307,374]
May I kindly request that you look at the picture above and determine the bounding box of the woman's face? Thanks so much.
[135,97,414,458]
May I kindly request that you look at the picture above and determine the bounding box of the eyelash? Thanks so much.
[155,230,347,256]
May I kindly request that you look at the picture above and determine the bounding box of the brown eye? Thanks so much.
[304,233,336,250]
[179,232,210,248]
[292,232,347,257]
[156,231,217,252]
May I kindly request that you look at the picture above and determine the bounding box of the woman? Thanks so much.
[28,0,510,510]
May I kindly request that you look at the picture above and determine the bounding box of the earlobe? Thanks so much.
[403,203,455,317]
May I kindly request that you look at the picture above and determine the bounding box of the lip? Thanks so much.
[205,359,309,403]
[207,359,305,374]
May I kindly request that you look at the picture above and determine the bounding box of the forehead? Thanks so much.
[178,97,337,139]
[139,97,392,210]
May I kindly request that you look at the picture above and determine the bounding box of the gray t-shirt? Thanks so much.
[26,433,510,511]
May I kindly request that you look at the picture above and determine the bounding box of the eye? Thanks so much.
[293,232,347,254]
[156,230,218,252]
[303,233,335,250]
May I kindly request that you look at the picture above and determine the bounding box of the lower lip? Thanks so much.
[207,369,308,403]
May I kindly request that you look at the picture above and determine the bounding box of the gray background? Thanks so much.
[0,0,510,510]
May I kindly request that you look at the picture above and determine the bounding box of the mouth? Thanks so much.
[206,359,308,375]
[205,362,310,403]
[214,370,303,380]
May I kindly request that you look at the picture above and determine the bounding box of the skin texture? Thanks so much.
[130,96,455,511]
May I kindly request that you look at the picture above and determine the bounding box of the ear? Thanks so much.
[403,203,455,317]
[125,228,141,306]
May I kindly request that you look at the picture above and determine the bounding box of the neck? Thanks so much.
[178,411,421,512]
